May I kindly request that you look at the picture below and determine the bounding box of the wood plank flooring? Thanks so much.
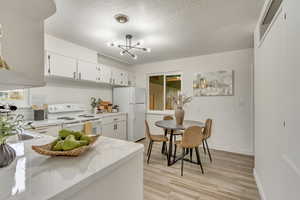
[139,139,260,200]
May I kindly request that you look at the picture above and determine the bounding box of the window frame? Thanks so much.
[0,89,30,108]
[147,71,182,112]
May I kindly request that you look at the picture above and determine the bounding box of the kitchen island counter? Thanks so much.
[0,133,143,200]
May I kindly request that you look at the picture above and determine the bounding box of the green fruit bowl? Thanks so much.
[32,135,100,157]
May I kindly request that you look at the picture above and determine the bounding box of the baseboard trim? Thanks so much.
[210,144,254,156]
[253,168,267,200]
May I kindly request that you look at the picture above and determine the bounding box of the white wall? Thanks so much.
[133,49,254,155]
[253,0,300,199]
[30,80,112,108]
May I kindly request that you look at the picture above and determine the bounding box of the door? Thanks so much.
[128,104,145,141]
[130,88,146,104]
[45,51,77,79]
[77,60,98,81]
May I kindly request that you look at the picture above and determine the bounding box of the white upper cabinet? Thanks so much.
[44,35,130,86]
[110,67,129,86]
[97,65,112,84]
[45,51,77,79]
[0,0,56,90]
[45,35,98,64]
[77,60,98,81]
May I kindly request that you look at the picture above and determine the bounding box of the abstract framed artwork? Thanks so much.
[193,70,234,96]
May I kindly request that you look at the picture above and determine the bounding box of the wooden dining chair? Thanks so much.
[202,119,213,163]
[175,126,204,176]
[145,120,169,164]
[163,115,183,137]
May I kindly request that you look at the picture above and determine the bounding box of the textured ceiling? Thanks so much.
[45,0,264,65]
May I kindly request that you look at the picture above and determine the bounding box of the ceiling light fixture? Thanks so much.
[114,14,129,24]
[107,34,151,60]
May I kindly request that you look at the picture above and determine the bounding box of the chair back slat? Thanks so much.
[203,119,212,139]
[163,115,173,134]
[182,126,203,148]
[145,120,152,140]
[163,115,173,120]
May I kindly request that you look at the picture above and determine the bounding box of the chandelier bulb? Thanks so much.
[107,42,115,47]
[133,55,138,60]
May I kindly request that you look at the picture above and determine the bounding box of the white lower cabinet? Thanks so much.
[31,125,61,137]
[101,115,127,140]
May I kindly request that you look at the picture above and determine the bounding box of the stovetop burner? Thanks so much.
[78,114,95,118]
[57,117,76,121]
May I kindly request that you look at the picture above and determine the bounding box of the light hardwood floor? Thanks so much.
[139,139,260,200]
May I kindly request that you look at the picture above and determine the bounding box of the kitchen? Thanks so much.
[0,0,144,199]
[1,0,300,200]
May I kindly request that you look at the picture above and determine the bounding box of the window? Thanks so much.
[0,89,29,107]
[148,73,181,111]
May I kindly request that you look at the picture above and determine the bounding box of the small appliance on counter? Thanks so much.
[32,104,48,121]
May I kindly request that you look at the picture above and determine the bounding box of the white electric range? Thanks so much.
[44,104,102,135]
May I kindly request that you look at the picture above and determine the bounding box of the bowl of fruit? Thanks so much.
[32,129,100,157]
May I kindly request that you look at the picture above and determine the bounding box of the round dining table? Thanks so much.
[155,120,205,166]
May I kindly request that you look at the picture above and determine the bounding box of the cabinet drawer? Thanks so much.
[102,115,124,124]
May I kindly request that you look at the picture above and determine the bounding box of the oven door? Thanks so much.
[62,121,85,132]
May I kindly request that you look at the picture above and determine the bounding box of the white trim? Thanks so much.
[210,144,254,156]
[253,168,267,200]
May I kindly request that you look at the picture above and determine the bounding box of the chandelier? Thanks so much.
[107,34,151,60]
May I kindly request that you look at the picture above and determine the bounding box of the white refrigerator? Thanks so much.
[113,87,146,141]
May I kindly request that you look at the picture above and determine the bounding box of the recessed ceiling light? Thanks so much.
[114,14,129,24]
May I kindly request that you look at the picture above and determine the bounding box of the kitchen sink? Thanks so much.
[17,134,35,141]
[7,133,37,143]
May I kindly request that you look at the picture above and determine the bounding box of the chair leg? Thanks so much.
[181,148,185,176]
[205,139,212,163]
[195,147,204,174]
[190,148,193,161]
[173,144,177,162]
[147,141,152,156]
[202,140,207,154]
[147,141,153,164]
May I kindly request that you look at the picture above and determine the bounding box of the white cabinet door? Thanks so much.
[119,70,128,86]
[100,65,112,84]
[33,125,60,137]
[115,121,127,140]
[77,60,98,81]
[45,51,77,79]
[102,123,115,138]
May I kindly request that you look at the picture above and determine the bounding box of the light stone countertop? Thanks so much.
[0,131,143,200]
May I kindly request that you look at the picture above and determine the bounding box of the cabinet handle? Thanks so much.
[47,55,51,74]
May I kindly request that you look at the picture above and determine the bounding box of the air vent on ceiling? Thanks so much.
[259,0,283,41]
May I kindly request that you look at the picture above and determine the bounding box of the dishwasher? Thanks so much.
[62,119,102,135]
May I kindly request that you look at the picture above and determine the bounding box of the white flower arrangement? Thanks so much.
[172,93,192,109]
